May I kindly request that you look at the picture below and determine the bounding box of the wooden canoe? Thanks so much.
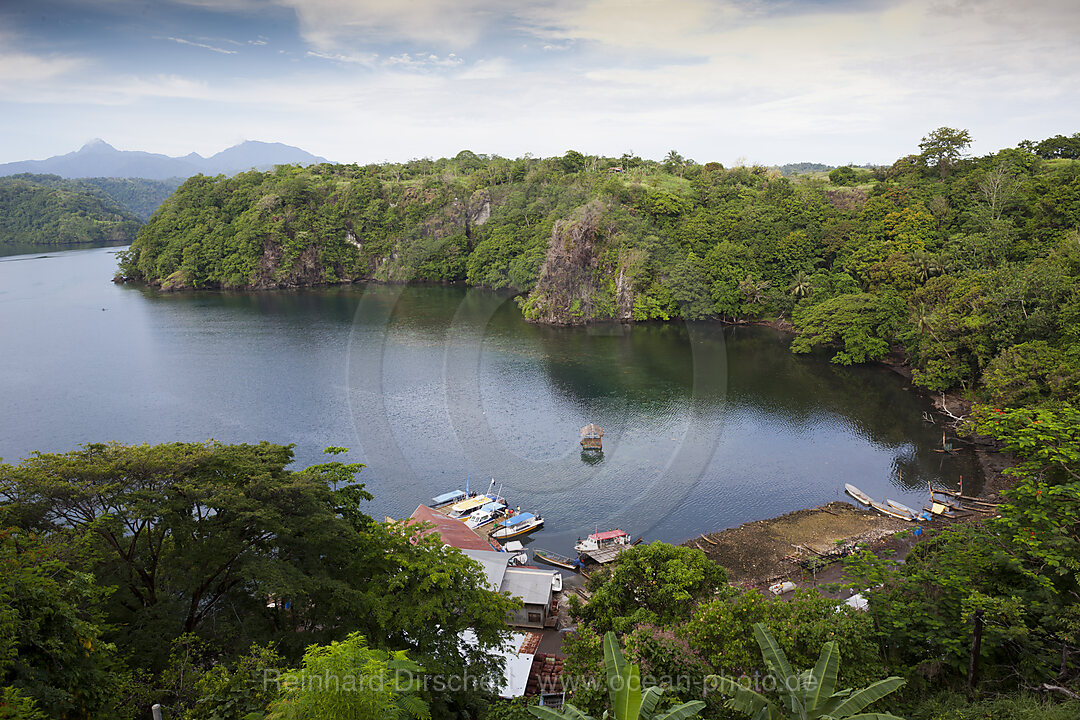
[870,499,915,521]
[533,548,581,572]
[887,499,921,518]
[845,483,874,506]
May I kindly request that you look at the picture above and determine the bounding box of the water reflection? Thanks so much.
[0,247,980,551]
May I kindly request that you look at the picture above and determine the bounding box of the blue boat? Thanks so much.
[491,512,544,541]
[498,512,534,528]
[431,490,466,508]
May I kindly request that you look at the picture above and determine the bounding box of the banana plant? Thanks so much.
[528,631,705,720]
[708,623,906,720]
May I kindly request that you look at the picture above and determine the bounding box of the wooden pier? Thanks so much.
[580,545,627,564]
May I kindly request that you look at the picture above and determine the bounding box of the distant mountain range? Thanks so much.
[0,140,330,181]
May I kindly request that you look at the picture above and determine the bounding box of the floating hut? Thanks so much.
[579,423,604,451]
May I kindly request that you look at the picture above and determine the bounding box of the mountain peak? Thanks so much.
[78,139,116,154]
[0,140,329,180]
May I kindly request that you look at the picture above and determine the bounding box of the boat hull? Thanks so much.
[533,549,580,571]
[868,499,915,521]
[844,483,873,506]
[492,519,544,540]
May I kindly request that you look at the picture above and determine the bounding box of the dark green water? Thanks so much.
[0,245,977,551]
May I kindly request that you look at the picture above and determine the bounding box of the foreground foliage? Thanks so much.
[529,631,704,720]
[0,442,516,718]
[710,623,904,720]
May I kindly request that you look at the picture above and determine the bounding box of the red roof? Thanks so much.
[408,505,495,551]
[589,529,628,541]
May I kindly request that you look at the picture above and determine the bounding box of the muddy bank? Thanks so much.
[680,501,909,587]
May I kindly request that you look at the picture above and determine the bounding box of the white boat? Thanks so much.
[551,574,563,593]
[574,529,630,554]
[491,513,544,540]
[465,502,506,529]
[448,493,496,518]
[431,490,466,507]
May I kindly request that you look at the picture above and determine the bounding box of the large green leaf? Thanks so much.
[528,703,596,720]
[612,660,642,720]
[752,623,794,686]
[653,700,707,720]
[829,677,905,718]
[710,674,777,719]
[603,631,628,710]
[752,623,797,714]
[638,686,664,720]
[806,641,839,717]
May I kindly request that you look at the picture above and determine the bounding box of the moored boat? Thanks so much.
[574,529,630,553]
[491,513,544,540]
[431,490,466,508]
[533,548,583,572]
[844,483,873,506]
[869,499,916,521]
[448,493,497,518]
[886,499,927,521]
[924,502,962,519]
[465,510,496,529]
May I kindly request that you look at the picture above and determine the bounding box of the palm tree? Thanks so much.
[789,271,813,299]
[739,275,771,306]
[709,623,905,720]
[913,303,953,360]
[529,632,704,720]
[910,251,934,283]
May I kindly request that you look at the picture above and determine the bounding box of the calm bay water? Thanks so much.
[0,245,977,552]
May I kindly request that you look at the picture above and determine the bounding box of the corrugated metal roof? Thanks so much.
[408,505,494,551]
[459,548,511,591]
[501,568,555,606]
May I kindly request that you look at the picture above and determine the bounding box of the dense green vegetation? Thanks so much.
[77,176,183,220]
[120,131,1080,406]
[4,130,1079,718]
[0,174,143,245]
[0,442,517,719]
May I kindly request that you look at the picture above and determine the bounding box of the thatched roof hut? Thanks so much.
[580,423,604,450]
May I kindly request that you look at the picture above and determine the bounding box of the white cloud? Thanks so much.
[164,37,239,54]
[4,0,1080,165]
[306,50,378,66]
[457,58,509,80]
[0,33,85,88]
[277,0,504,49]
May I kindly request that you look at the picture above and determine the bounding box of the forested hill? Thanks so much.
[0,174,146,245]
[120,131,1080,401]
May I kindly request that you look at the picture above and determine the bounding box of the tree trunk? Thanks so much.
[967,609,984,699]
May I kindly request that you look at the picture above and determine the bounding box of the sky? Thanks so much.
[1,0,1078,166]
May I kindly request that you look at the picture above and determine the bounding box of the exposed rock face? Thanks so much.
[523,200,609,326]
[613,258,634,321]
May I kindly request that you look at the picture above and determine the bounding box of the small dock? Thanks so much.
[579,545,627,564]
